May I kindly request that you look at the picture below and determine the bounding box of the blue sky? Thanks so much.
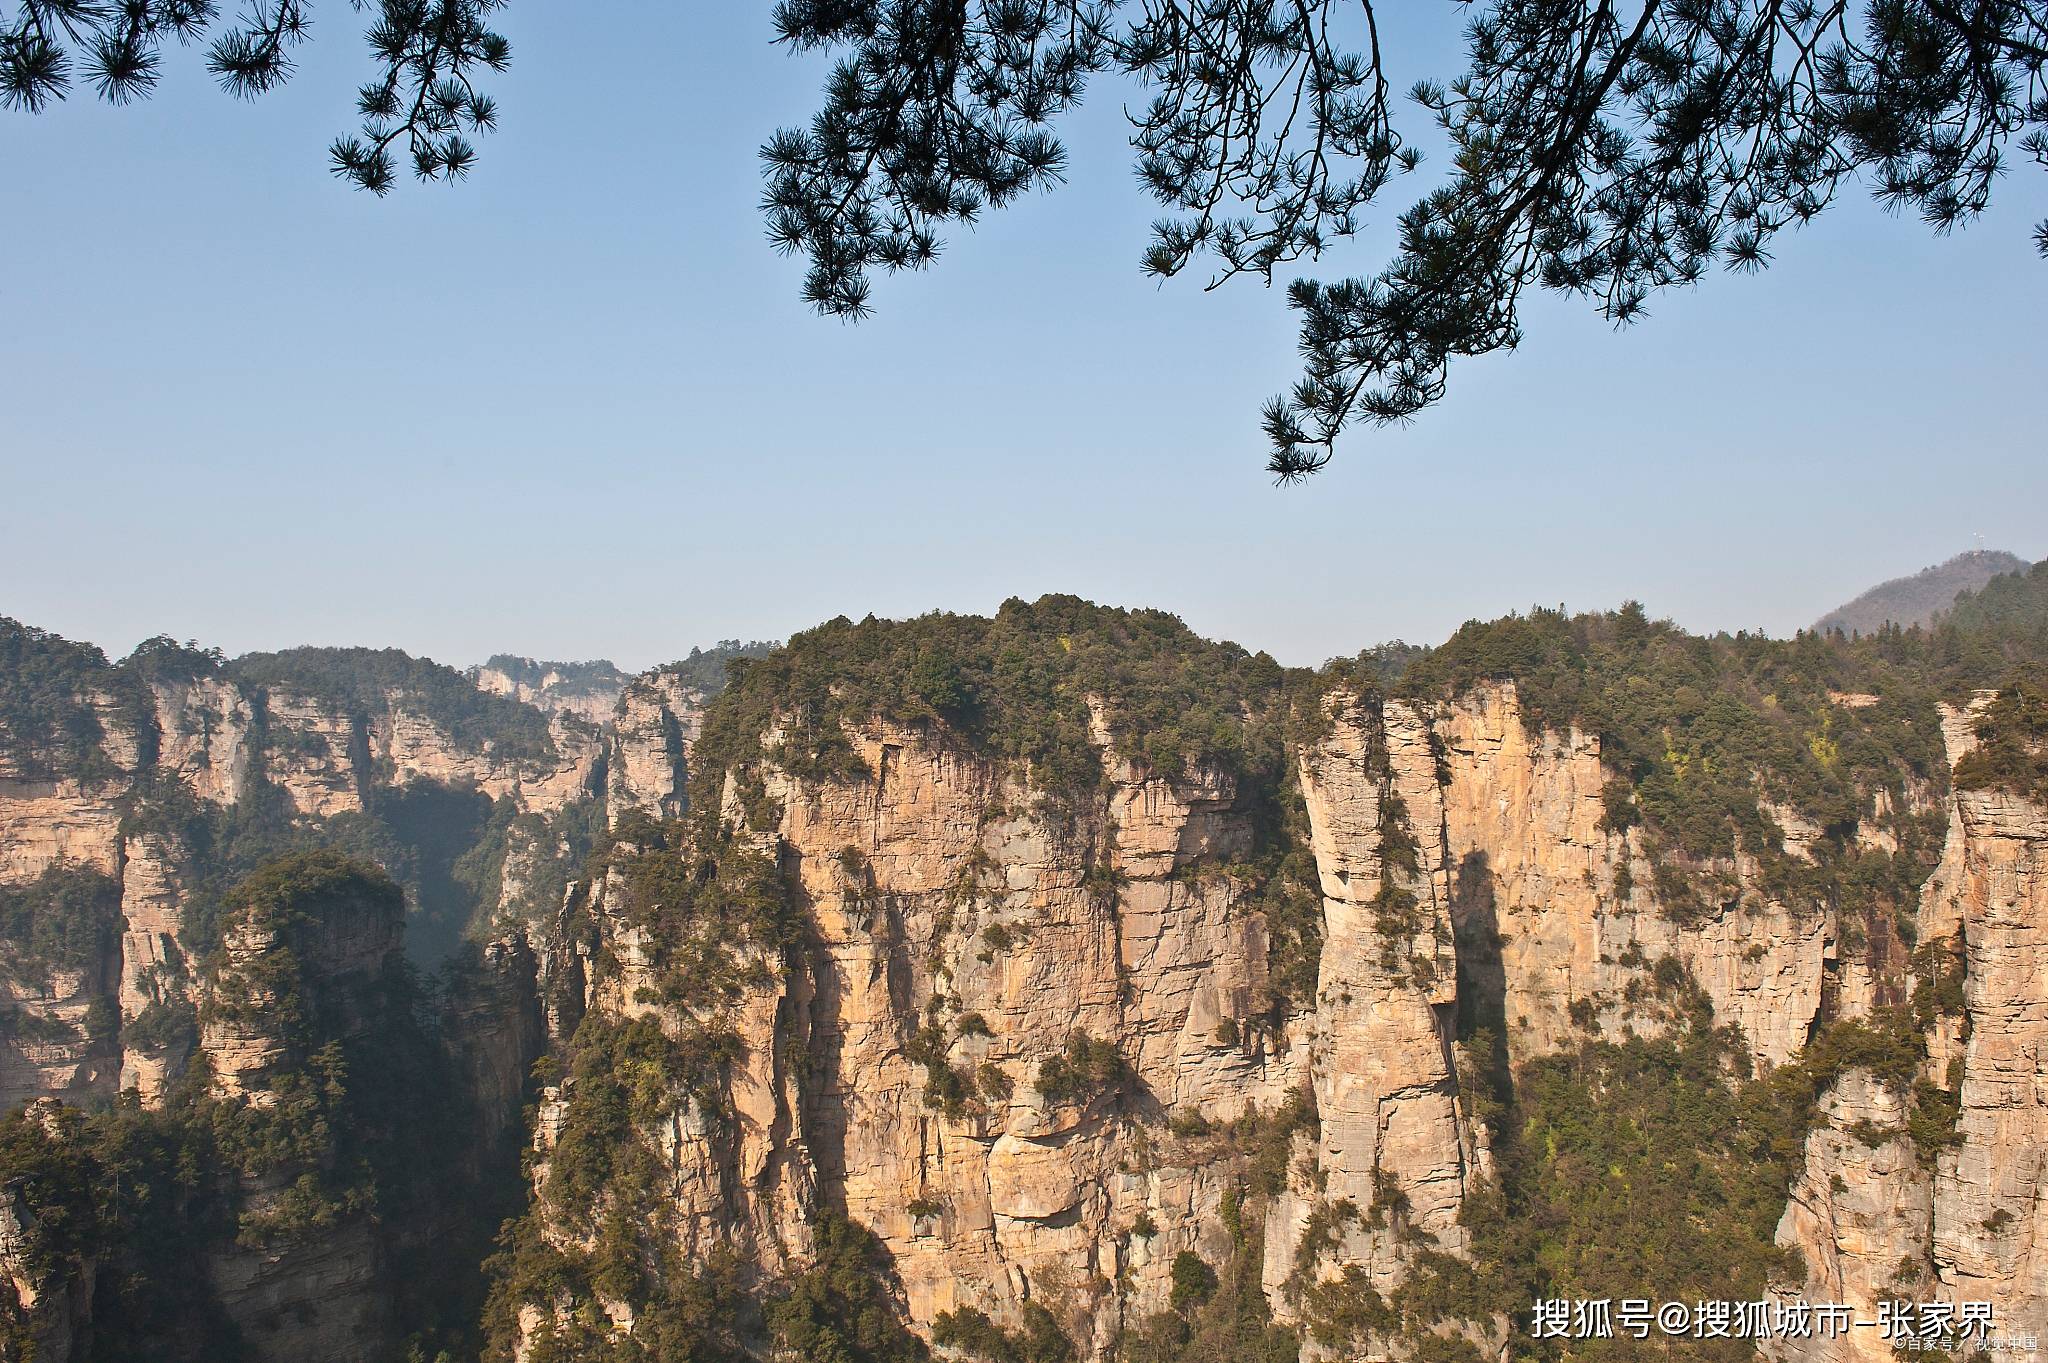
[3,3,2043,671]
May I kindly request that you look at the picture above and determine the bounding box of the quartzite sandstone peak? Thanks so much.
[0,588,2043,1363]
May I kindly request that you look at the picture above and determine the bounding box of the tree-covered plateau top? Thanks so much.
[230,647,559,765]
[474,655,630,696]
[0,618,149,780]
[685,568,2048,919]
[647,640,783,700]
[0,620,564,779]
[689,595,1300,808]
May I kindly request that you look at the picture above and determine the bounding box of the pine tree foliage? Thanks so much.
[0,0,509,191]
[10,3,2042,475]
[764,0,2048,479]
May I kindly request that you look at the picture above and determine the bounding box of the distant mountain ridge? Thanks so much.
[1815,549,2032,635]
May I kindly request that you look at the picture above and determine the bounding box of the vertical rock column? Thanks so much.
[1928,705,2048,1332]
[1291,695,1471,1293]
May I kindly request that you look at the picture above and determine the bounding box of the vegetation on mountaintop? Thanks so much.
[1396,584,2048,919]
[230,646,559,764]
[652,639,781,698]
[0,616,561,779]
[10,564,2048,1361]
[689,595,1295,806]
[683,594,1342,1007]
[0,617,156,780]
[475,655,628,696]
[1953,676,2048,806]
[1940,559,2048,644]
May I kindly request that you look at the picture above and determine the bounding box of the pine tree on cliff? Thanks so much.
[10,0,2046,476]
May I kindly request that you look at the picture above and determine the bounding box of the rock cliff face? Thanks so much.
[1928,706,2048,1324]
[0,638,601,1360]
[5,604,2047,1363]
[472,658,629,728]
[0,660,599,1108]
[1439,684,1836,1071]
[518,711,1312,1358]
[506,650,2046,1362]
[605,669,706,824]
[1268,697,1473,1311]
[1763,699,2048,1363]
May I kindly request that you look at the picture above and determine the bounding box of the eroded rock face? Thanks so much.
[1924,712,2048,1322]
[206,1215,395,1363]
[0,663,604,1116]
[1281,698,1471,1305]
[150,676,258,806]
[605,671,705,824]
[0,951,113,1127]
[514,710,1324,1359]
[515,672,2048,1360]
[1440,684,1832,1070]
[520,694,1502,1360]
[115,833,189,1102]
[8,628,2048,1362]
[763,718,1304,1338]
[202,867,405,1102]
[1769,1071,1934,1363]
[472,661,626,727]
[1767,699,2048,1359]
[0,651,591,1362]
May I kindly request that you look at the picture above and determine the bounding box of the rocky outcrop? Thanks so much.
[1439,684,1835,1069]
[0,659,605,1115]
[116,833,190,1102]
[8,612,2048,1363]
[1927,706,2048,1325]
[1269,697,1472,1317]
[200,862,405,1103]
[510,665,2046,1360]
[472,659,628,727]
[518,691,1507,1359]
[513,707,1320,1359]
[605,670,706,824]
[1767,698,2048,1359]
[0,784,123,885]
[443,935,549,1157]
[0,1105,95,1363]
[0,637,624,1362]
[0,953,113,1114]
[205,1220,394,1363]
[761,716,1297,1341]
[1771,1071,1934,1363]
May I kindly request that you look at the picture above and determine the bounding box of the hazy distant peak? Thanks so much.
[1815,549,2032,636]
[472,655,627,691]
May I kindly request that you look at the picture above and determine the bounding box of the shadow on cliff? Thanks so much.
[1450,851,1511,1098]
[335,779,496,968]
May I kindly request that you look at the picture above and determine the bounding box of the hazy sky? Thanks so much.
[3,4,2042,671]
